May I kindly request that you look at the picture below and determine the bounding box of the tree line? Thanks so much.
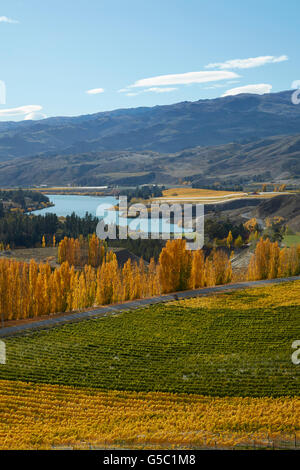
[248,237,300,280]
[0,212,97,248]
[0,189,49,210]
[0,211,165,260]
[58,234,108,267]
[0,239,233,321]
[2,234,300,322]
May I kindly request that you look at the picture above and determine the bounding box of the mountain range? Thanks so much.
[0,90,299,185]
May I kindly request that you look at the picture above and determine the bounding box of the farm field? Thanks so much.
[157,187,246,202]
[155,187,281,203]
[1,281,299,397]
[162,187,244,197]
[282,233,300,247]
[0,247,59,268]
[0,380,299,450]
[0,280,299,449]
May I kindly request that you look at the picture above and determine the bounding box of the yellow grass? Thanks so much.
[0,380,299,449]
[176,280,300,311]
[153,187,248,204]
[162,188,243,198]
[156,188,285,203]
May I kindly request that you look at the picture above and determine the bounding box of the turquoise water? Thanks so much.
[33,194,117,218]
[33,194,187,234]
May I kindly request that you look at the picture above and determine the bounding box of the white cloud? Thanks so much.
[222,84,272,97]
[86,88,104,95]
[0,16,19,24]
[146,87,177,93]
[122,86,177,97]
[24,112,47,120]
[204,80,240,90]
[206,55,288,70]
[129,70,239,88]
[0,105,43,117]
[204,84,228,90]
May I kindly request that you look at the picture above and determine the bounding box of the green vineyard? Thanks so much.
[1,281,300,397]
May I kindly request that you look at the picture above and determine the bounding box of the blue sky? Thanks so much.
[0,0,299,120]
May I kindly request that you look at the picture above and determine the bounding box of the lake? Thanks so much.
[33,194,188,235]
[34,194,117,218]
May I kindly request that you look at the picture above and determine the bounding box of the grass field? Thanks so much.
[0,247,58,268]
[162,188,244,198]
[1,280,299,449]
[158,187,246,202]
[282,234,300,247]
[156,187,285,203]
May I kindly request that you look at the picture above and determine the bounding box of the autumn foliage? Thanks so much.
[0,379,299,450]
[0,256,158,321]
[0,238,234,321]
[58,234,107,267]
[3,234,300,322]
[159,239,232,292]
[248,237,300,280]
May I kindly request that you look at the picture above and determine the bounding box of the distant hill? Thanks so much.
[256,194,300,231]
[0,90,300,162]
[0,133,300,186]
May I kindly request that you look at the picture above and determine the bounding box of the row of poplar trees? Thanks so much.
[248,237,300,280]
[0,238,233,321]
